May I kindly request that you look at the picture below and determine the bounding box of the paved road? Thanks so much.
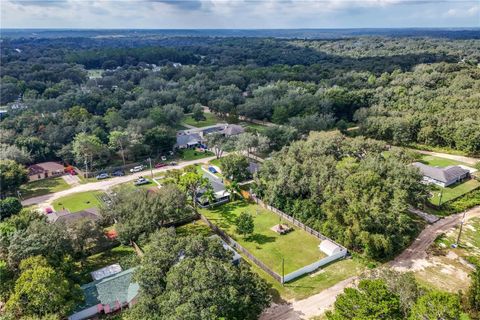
[414,149,479,166]
[21,155,218,208]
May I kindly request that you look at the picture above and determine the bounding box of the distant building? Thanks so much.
[68,267,139,320]
[47,207,101,225]
[412,162,470,187]
[175,123,245,149]
[28,161,65,181]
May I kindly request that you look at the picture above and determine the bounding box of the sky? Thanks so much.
[1,0,479,29]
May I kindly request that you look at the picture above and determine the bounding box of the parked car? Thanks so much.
[161,156,167,161]
[208,166,217,174]
[130,165,144,173]
[68,170,77,175]
[96,173,109,180]
[45,207,53,214]
[155,163,167,168]
[134,177,150,186]
[169,161,177,166]
[112,170,125,176]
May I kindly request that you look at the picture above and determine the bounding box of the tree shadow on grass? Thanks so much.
[248,233,276,245]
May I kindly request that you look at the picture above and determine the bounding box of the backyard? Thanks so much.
[199,200,326,274]
[19,177,71,199]
[52,191,104,212]
[183,112,222,128]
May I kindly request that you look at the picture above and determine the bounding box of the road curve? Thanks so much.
[22,155,218,207]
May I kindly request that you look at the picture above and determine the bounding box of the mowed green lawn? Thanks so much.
[420,155,470,167]
[183,113,222,128]
[430,179,480,205]
[180,149,214,161]
[20,177,71,199]
[200,201,326,274]
[52,191,103,212]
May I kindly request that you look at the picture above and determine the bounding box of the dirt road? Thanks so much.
[391,205,480,271]
[21,155,218,208]
[262,205,480,319]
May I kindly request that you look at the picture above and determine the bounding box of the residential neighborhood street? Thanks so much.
[21,155,218,208]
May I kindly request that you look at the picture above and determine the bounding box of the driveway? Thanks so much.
[22,155,218,208]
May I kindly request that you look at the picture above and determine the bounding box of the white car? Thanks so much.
[134,177,150,186]
[130,165,144,173]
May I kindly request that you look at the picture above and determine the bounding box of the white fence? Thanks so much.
[283,250,347,283]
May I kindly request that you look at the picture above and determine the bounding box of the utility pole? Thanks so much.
[84,158,88,179]
[455,210,467,247]
[148,157,153,179]
[438,189,443,206]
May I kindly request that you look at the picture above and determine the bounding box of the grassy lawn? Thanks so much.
[183,113,222,128]
[19,177,71,199]
[419,155,471,167]
[176,220,214,237]
[75,245,137,284]
[180,149,214,161]
[52,191,103,212]
[248,256,365,301]
[429,179,480,205]
[199,201,326,274]
[240,121,268,133]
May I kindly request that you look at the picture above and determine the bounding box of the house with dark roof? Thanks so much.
[175,123,245,149]
[221,124,245,137]
[47,207,101,225]
[175,132,203,149]
[412,162,470,187]
[196,171,230,208]
[68,267,139,320]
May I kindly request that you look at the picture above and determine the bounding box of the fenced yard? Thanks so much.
[429,179,480,206]
[199,201,328,275]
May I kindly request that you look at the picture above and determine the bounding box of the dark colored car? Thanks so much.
[208,166,217,174]
[155,163,167,168]
[112,170,125,176]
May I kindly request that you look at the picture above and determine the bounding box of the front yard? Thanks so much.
[429,179,480,205]
[52,191,104,212]
[20,177,71,199]
[199,200,326,274]
[183,113,222,128]
[180,149,214,161]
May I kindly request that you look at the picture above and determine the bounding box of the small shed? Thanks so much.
[319,239,343,256]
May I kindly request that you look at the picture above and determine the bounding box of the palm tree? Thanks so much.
[225,181,241,201]
[202,187,216,208]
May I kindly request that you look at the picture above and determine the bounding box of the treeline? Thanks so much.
[65,46,200,69]
[254,131,429,259]
[355,63,480,154]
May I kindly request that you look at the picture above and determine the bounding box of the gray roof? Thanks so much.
[78,267,139,310]
[412,162,469,183]
[49,208,101,224]
[202,171,226,193]
[176,133,202,147]
[222,124,245,136]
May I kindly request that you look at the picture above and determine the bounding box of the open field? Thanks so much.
[52,191,103,212]
[414,218,480,293]
[20,177,71,199]
[430,179,480,205]
[199,200,326,274]
[183,113,222,127]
